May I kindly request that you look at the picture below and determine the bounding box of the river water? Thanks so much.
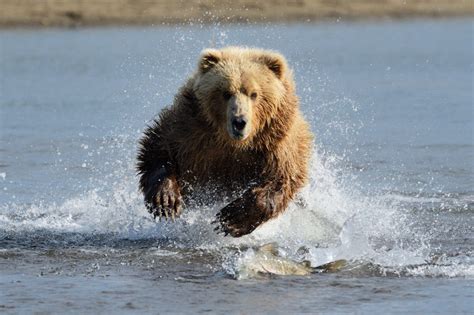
[0,19,472,313]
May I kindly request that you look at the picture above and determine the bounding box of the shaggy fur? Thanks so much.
[137,47,313,237]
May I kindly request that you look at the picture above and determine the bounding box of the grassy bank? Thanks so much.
[1,0,472,27]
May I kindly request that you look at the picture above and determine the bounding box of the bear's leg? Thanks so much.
[215,132,310,237]
[137,125,183,220]
[140,164,184,220]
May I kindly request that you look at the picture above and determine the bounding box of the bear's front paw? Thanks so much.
[148,177,183,221]
[214,190,268,237]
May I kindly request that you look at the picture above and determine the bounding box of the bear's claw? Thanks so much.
[215,209,261,237]
[148,177,183,221]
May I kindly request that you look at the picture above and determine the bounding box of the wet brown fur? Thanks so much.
[137,47,313,237]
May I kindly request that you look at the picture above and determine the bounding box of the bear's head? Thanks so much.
[192,47,295,148]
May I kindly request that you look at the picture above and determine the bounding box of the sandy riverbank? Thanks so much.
[1,0,472,28]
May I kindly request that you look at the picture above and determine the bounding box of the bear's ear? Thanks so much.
[199,49,221,73]
[258,52,287,79]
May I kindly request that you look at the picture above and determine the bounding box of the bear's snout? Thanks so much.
[227,95,252,141]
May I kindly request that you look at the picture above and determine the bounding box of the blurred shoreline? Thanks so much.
[1,0,473,28]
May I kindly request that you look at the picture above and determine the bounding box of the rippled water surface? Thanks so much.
[1,19,473,313]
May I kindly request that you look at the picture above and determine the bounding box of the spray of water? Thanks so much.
[2,138,452,278]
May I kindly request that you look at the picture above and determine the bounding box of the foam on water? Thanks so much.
[1,142,470,278]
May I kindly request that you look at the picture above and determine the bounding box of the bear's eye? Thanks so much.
[250,92,258,100]
[223,91,233,100]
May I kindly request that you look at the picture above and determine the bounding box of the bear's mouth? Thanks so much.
[230,117,248,140]
[231,131,245,140]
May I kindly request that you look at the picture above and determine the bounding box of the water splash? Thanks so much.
[3,142,467,278]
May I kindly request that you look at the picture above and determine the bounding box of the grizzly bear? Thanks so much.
[137,46,313,237]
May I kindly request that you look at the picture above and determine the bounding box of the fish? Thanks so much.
[236,243,346,278]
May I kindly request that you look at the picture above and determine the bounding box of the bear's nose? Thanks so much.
[232,117,247,132]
